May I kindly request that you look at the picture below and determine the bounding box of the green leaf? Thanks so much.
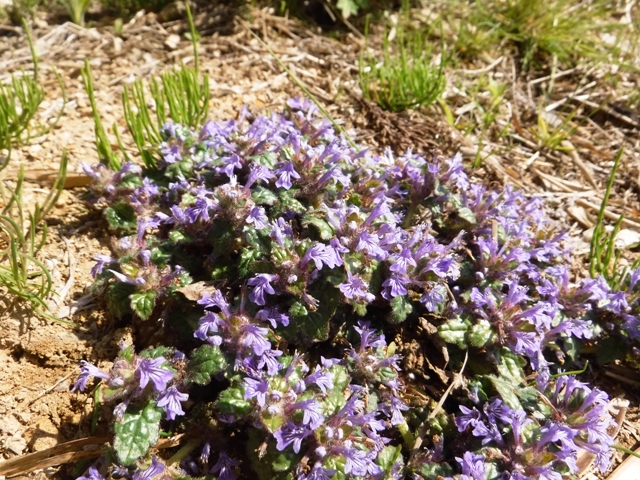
[169,230,190,243]
[302,214,334,240]
[250,152,278,168]
[239,249,262,278]
[252,186,278,206]
[496,350,526,385]
[289,301,308,318]
[106,282,136,318]
[130,291,157,320]
[320,387,347,416]
[376,445,403,472]
[597,336,628,366]
[277,191,306,214]
[337,0,360,18]
[487,375,522,410]
[150,247,172,267]
[105,202,137,232]
[208,219,235,256]
[261,411,286,433]
[186,345,228,385]
[140,346,171,359]
[468,320,496,347]
[388,295,413,324]
[438,318,469,347]
[456,207,477,225]
[330,365,350,391]
[113,401,163,466]
[284,286,340,343]
[216,386,253,417]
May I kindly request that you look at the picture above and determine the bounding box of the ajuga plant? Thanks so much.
[70,87,640,480]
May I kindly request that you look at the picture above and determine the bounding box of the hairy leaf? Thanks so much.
[186,345,228,385]
[113,401,163,466]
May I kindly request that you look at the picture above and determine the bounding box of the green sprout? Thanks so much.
[65,0,92,26]
[0,152,69,322]
[588,149,640,290]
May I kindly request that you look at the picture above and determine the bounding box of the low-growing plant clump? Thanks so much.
[73,98,640,480]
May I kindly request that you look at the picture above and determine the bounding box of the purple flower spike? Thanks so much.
[210,451,240,480]
[72,360,111,392]
[275,162,301,190]
[136,357,174,392]
[248,274,277,306]
[157,386,189,420]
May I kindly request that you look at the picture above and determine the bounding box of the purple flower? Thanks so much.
[607,291,629,314]
[456,405,481,432]
[157,386,189,420]
[336,445,374,477]
[420,284,446,312]
[195,312,225,341]
[239,324,271,356]
[77,465,105,480]
[381,393,409,426]
[198,291,231,316]
[389,248,416,274]
[72,360,111,392]
[91,254,116,278]
[302,243,340,271]
[256,308,290,328]
[274,421,311,453]
[136,357,174,392]
[456,452,485,480]
[305,365,334,394]
[300,464,337,480]
[210,451,240,480]
[161,144,181,164]
[290,400,324,429]
[355,231,387,260]
[132,456,164,480]
[244,376,269,407]
[275,162,301,190]
[382,274,410,298]
[245,165,275,190]
[246,207,269,229]
[248,274,277,306]
[339,272,375,302]
[354,321,386,349]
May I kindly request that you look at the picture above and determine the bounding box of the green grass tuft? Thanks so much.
[359,10,446,112]
[0,152,69,323]
[442,0,636,70]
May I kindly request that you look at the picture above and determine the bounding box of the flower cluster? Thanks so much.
[72,98,634,480]
[449,376,613,479]
[72,345,189,422]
